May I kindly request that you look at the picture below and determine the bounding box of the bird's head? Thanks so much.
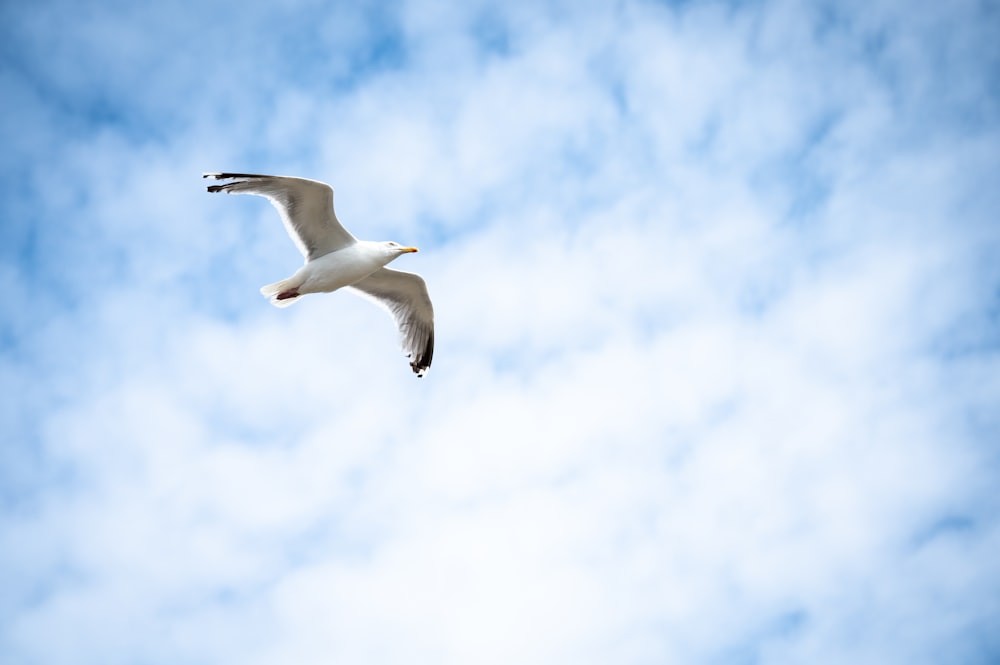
[383,241,419,256]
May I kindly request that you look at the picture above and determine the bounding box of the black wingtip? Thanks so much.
[203,172,271,192]
[202,172,272,180]
[409,331,434,377]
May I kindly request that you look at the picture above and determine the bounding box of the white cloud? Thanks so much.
[2,0,999,663]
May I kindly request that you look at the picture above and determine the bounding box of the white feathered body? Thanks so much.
[261,241,397,307]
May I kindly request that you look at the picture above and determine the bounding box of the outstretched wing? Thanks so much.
[204,172,356,260]
[348,268,435,377]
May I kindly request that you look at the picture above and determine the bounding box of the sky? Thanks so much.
[1,0,999,663]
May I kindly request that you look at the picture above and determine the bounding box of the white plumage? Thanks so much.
[204,172,434,377]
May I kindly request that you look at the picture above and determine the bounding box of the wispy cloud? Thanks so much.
[2,0,999,663]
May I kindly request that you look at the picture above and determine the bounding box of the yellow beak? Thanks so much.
[400,246,419,253]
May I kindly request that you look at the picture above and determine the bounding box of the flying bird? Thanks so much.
[204,172,434,377]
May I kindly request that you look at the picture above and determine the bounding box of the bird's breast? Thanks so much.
[300,245,387,294]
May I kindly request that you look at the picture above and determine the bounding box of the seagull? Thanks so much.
[204,172,434,377]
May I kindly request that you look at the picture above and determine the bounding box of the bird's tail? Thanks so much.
[260,276,305,308]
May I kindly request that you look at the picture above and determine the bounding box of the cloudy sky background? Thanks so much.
[2,0,999,662]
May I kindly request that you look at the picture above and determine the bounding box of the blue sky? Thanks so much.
[2,0,999,663]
